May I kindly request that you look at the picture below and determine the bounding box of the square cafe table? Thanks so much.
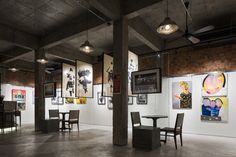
[142,115,168,127]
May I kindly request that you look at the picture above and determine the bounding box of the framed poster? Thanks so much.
[76,60,93,98]
[128,51,138,96]
[202,72,227,96]
[62,63,76,98]
[51,89,64,105]
[201,97,228,122]
[12,89,26,111]
[128,96,133,105]
[65,98,74,104]
[137,94,148,105]
[97,92,106,105]
[172,81,192,109]
[102,54,113,97]
[76,97,87,105]
[107,97,113,110]
[131,68,161,94]
[44,82,56,98]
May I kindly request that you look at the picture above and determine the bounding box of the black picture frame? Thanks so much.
[128,96,133,105]
[51,89,64,105]
[97,92,106,105]
[131,68,162,94]
[44,82,56,98]
[137,94,148,105]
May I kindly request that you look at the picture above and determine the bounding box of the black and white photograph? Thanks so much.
[128,51,138,96]
[44,82,56,98]
[128,96,133,105]
[137,94,148,105]
[51,89,64,105]
[97,92,106,105]
[76,60,93,98]
[107,97,113,110]
[62,63,76,98]
[102,54,113,97]
[132,68,161,94]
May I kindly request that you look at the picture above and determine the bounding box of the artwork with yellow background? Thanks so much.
[76,97,87,105]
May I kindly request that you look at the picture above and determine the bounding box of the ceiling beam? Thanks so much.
[0,60,34,72]
[0,24,38,50]
[0,48,32,63]
[129,16,164,51]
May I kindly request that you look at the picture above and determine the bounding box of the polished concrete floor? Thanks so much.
[0,124,236,157]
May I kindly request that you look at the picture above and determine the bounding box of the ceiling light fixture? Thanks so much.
[157,0,179,35]
[80,11,94,53]
[36,49,48,64]
[9,68,19,72]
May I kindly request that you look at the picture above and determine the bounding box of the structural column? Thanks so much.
[34,49,46,131]
[113,17,129,145]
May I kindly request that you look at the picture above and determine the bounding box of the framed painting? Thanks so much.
[102,54,113,97]
[137,94,148,105]
[97,92,106,105]
[51,89,64,105]
[76,97,87,105]
[128,96,133,105]
[128,51,138,96]
[44,82,56,98]
[65,98,74,104]
[76,60,93,98]
[172,81,192,109]
[62,63,76,98]
[12,89,26,111]
[131,68,162,94]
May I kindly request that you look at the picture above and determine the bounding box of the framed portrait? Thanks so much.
[102,54,113,97]
[76,60,93,98]
[51,89,64,105]
[131,68,161,94]
[128,51,138,96]
[62,63,76,98]
[44,82,56,98]
[107,97,113,110]
[137,94,148,105]
[97,92,106,105]
[12,89,26,111]
[128,96,133,105]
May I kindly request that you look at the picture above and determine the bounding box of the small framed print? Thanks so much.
[128,96,133,105]
[44,82,56,98]
[107,97,113,110]
[97,92,106,105]
[137,94,148,105]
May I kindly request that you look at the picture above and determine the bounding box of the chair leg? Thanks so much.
[164,132,167,144]
[180,133,183,146]
[77,123,79,131]
[174,135,177,149]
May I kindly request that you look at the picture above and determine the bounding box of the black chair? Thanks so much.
[161,113,184,149]
[65,110,80,131]
[49,110,60,119]
[131,112,160,150]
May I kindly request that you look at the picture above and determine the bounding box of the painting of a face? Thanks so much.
[203,73,225,95]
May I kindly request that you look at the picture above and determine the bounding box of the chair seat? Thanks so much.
[64,119,78,123]
[161,127,180,134]
[134,125,157,130]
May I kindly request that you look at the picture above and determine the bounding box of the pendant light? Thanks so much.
[157,0,179,35]
[80,11,94,53]
[36,49,48,64]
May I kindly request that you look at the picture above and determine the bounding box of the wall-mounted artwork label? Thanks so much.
[76,60,93,98]
[128,51,138,96]
[201,97,228,122]
[137,94,148,105]
[202,72,227,96]
[172,81,192,109]
[97,92,106,105]
[62,63,76,98]
[131,68,161,94]
[12,89,26,111]
[65,98,74,104]
[113,74,121,94]
[51,89,64,105]
[102,54,113,97]
[76,97,87,105]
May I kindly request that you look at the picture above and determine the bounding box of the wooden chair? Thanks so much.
[131,112,160,150]
[49,110,60,119]
[161,113,184,149]
[65,110,80,131]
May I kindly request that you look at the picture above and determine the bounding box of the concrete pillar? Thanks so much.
[34,49,45,131]
[113,17,129,146]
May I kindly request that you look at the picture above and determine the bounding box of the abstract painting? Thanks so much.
[97,92,106,105]
[62,63,76,98]
[12,89,26,111]
[201,97,228,122]
[202,72,227,96]
[128,51,138,96]
[76,97,87,105]
[102,54,113,97]
[137,94,148,105]
[172,81,192,109]
[76,60,93,98]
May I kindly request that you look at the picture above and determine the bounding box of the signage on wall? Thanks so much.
[113,73,121,94]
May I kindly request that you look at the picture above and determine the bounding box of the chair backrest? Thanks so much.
[3,101,17,111]
[69,110,80,120]
[49,109,59,119]
[131,112,141,127]
[174,113,184,132]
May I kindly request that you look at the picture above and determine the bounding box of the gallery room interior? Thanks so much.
[0,0,236,157]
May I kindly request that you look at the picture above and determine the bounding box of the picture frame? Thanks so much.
[128,96,133,105]
[44,82,56,98]
[107,97,113,110]
[97,92,106,105]
[137,94,148,105]
[51,89,64,105]
[131,68,162,94]
[62,63,76,98]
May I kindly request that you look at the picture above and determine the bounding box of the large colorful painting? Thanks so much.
[102,54,113,97]
[172,81,192,109]
[12,89,26,111]
[76,60,93,98]
[62,63,76,98]
[128,51,138,96]
[202,72,227,96]
[201,97,228,122]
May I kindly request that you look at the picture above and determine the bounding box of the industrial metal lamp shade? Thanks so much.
[80,40,94,53]
[36,58,48,64]
[157,17,179,35]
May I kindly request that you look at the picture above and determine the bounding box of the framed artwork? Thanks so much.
[65,98,74,104]
[51,89,64,105]
[131,68,161,94]
[128,96,133,105]
[137,94,148,105]
[172,81,192,109]
[62,63,76,98]
[201,97,228,122]
[76,97,87,105]
[97,92,106,105]
[76,60,93,98]
[128,51,138,96]
[44,82,56,98]
[107,97,113,110]
[12,89,26,111]
[202,72,227,96]
[102,54,113,97]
